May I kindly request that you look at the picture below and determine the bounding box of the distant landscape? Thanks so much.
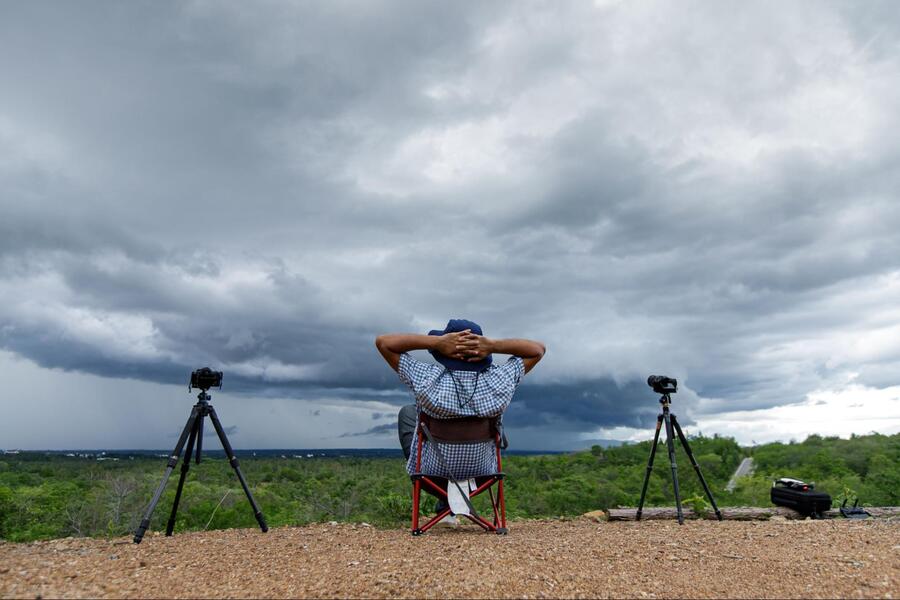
[1,432,897,542]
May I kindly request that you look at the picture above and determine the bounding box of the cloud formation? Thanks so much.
[2,1,900,449]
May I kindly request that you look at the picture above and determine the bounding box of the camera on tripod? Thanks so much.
[134,366,267,544]
[647,375,677,395]
[637,372,722,524]
[190,367,223,391]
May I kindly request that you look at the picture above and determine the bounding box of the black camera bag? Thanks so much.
[771,478,831,518]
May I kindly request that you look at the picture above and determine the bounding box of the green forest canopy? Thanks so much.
[0,432,897,542]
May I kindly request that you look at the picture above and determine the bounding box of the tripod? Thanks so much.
[636,391,722,524]
[133,388,268,543]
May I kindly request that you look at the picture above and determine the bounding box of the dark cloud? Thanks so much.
[340,422,395,438]
[2,1,900,448]
[506,379,662,431]
[204,425,238,438]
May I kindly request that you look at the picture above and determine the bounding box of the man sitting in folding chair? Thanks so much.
[375,319,545,535]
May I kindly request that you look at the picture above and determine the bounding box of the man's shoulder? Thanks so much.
[400,352,440,370]
[491,356,524,367]
[398,352,443,383]
[487,355,525,372]
[484,356,525,385]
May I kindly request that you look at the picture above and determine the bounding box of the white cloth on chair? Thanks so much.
[447,478,477,515]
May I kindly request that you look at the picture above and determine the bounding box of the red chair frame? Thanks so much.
[410,417,508,536]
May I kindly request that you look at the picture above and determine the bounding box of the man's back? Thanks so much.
[397,353,525,477]
[375,319,545,479]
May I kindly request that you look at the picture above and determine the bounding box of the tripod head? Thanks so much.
[647,375,677,409]
[657,392,674,409]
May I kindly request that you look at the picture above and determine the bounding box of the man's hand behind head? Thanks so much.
[457,331,493,362]
[461,334,545,374]
[433,329,475,360]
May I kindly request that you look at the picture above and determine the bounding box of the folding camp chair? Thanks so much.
[410,412,508,535]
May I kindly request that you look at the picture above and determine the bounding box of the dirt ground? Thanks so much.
[1,518,898,599]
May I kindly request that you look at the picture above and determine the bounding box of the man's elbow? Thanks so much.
[521,342,545,374]
[375,335,397,359]
[375,335,400,371]
[375,335,391,352]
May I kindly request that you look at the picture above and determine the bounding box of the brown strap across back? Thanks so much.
[419,413,497,443]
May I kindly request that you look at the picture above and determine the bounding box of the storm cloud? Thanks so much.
[2,1,899,449]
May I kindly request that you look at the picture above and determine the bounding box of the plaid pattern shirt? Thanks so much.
[398,353,525,478]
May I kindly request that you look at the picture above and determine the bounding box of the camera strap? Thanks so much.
[419,422,478,517]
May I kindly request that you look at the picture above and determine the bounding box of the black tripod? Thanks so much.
[636,391,722,524]
[133,388,268,543]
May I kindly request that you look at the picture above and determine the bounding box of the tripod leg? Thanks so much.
[672,415,723,521]
[663,411,684,525]
[207,406,268,533]
[133,406,200,543]
[636,415,663,521]
[195,411,204,464]
[165,415,200,535]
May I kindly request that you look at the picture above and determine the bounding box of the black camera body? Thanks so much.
[190,367,223,391]
[647,375,677,394]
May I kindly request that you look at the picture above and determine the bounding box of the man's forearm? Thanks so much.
[376,332,465,371]
[488,338,545,358]
[375,334,439,354]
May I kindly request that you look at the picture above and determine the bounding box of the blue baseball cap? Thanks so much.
[428,318,493,372]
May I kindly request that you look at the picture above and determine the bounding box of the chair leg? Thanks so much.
[497,479,508,534]
[464,512,497,532]
[413,476,453,534]
[489,486,500,527]
[411,479,422,536]
[419,506,454,534]
[458,478,504,533]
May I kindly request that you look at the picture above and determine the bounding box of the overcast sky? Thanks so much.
[2,1,899,451]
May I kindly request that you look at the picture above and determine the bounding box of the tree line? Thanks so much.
[0,432,896,542]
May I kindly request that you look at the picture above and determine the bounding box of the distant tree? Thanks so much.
[865,454,900,505]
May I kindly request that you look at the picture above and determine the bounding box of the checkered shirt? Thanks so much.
[398,353,525,478]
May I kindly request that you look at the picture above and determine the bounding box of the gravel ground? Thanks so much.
[1,518,898,599]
